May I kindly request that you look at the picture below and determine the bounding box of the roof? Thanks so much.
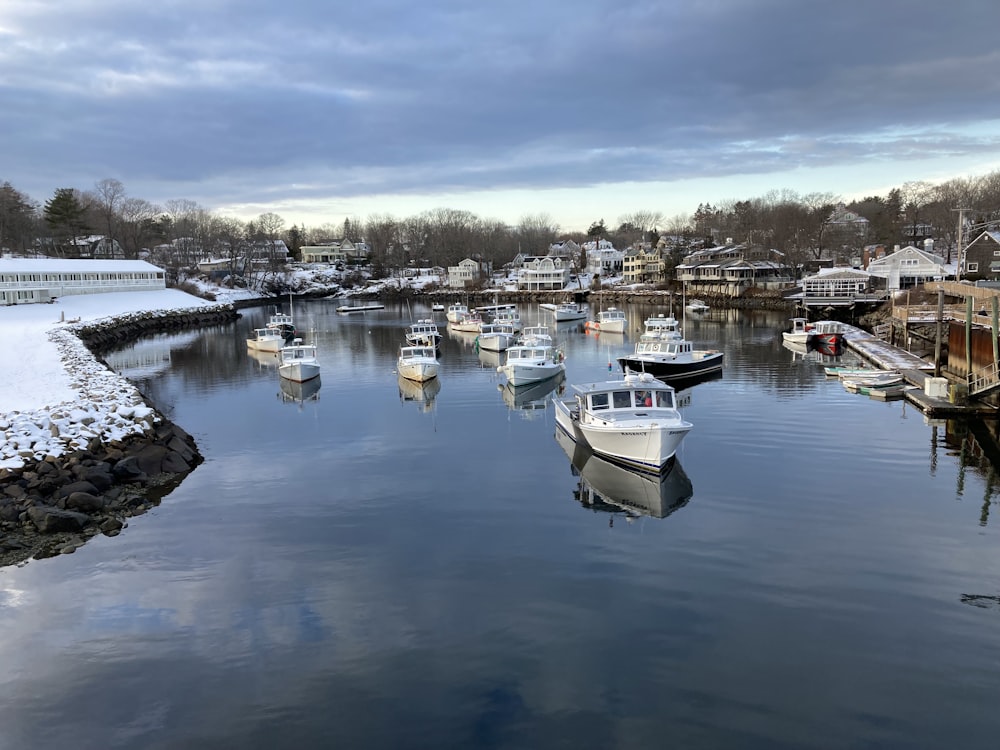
[0,258,165,273]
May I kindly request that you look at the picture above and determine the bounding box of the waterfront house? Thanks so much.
[797,266,882,308]
[516,256,571,291]
[448,258,490,289]
[959,230,1000,283]
[676,243,793,297]
[0,258,166,305]
[865,240,952,291]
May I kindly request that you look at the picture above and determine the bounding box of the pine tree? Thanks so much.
[43,188,89,256]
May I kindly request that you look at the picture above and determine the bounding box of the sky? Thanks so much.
[3,0,1000,234]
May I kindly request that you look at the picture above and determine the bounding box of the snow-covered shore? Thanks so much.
[0,290,238,470]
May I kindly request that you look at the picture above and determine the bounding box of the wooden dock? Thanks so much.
[839,324,998,417]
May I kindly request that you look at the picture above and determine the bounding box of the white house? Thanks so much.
[447,258,488,288]
[799,266,880,308]
[865,240,952,291]
[516,256,571,291]
[0,258,167,305]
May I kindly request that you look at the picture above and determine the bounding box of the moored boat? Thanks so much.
[554,370,693,474]
[782,317,813,345]
[246,326,286,352]
[405,319,443,349]
[278,339,321,383]
[476,322,517,351]
[496,340,565,386]
[446,303,470,324]
[618,320,723,381]
[585,307,627,333]
[397,344,439,382]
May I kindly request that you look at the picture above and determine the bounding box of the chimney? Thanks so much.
[894,244,901,252]
[924,238,934,254]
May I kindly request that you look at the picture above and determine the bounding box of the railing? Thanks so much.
[969,361,1000,396]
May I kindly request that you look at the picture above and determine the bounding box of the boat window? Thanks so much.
[590,393,610,410]
[655,391,674,408]
[612,391,631,409]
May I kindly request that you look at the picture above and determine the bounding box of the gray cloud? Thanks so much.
[2,0,999,221]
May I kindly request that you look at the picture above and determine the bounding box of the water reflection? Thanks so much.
[497,372,565,417]
[397,373,441,411]
[248,348,281,369]
[555,427,694,520]
[278,375,322,404]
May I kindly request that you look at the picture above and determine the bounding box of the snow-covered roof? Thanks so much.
[0,258,164,273]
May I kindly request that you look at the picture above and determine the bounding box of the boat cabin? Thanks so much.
[574,377,678,414]
[599,308,627,322]
[641,314,682,340]
[505,345,554,361]
[634,339,694,357]
[252,327,283,339]
[400,345,437,359]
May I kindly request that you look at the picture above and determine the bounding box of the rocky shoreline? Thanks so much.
[0,304,238,568]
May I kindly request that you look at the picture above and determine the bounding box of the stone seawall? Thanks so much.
[0,305,239,567]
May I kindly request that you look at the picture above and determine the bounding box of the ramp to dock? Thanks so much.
[840,324,935,372]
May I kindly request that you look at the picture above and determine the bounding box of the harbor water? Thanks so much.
[2,299,999,749]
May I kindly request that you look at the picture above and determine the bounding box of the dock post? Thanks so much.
[966,296,973,377]
[934,289,944,377]
[993,297,999,368]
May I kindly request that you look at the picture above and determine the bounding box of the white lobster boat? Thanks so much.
[278,339,320,383]
[554,370,693,474]
[246,326,286,353]
[397,344,439,383]
[496,341,565,386]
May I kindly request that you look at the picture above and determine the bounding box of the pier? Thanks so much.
[839,323,998,417]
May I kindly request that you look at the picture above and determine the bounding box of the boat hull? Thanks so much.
[247,338,283,353]
[617,352,724,381]
[554,400,691,474]
[500,361,565,386]
[398,361,439,382]
[279,362,321,383]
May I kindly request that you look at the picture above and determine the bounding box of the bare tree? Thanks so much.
[91,178,126,244]
[117,197,160,259]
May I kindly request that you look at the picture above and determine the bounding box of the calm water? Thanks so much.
[2,299,1000,749]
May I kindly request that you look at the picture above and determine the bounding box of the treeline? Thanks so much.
[2,170,1000,274]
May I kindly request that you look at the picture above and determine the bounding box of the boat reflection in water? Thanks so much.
[248,348,281,369]
[278,375,322,404]
[398,372,441,412]
[555,427,693,520]
[498,372,565,417]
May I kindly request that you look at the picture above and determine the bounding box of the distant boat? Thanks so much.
[446,303,470,324]
[585,307,627,333]
[685,299,710,313]
[782,317,813,345]
[405,319,443,349]
[336,302,385,313]
[246,326,285,352]
[431,302,446,312]
[545,302,587,321]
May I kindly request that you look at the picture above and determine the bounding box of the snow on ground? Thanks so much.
[0,290,227,470]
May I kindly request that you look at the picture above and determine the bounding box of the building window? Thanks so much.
[967,262,979,272]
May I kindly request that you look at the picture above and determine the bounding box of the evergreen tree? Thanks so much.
[43,188,89,256]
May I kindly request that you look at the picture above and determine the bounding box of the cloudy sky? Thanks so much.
[2,0,999,232]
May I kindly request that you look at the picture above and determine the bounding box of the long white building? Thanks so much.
[0,258,167,305]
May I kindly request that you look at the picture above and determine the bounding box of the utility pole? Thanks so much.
[953,207,969,281]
